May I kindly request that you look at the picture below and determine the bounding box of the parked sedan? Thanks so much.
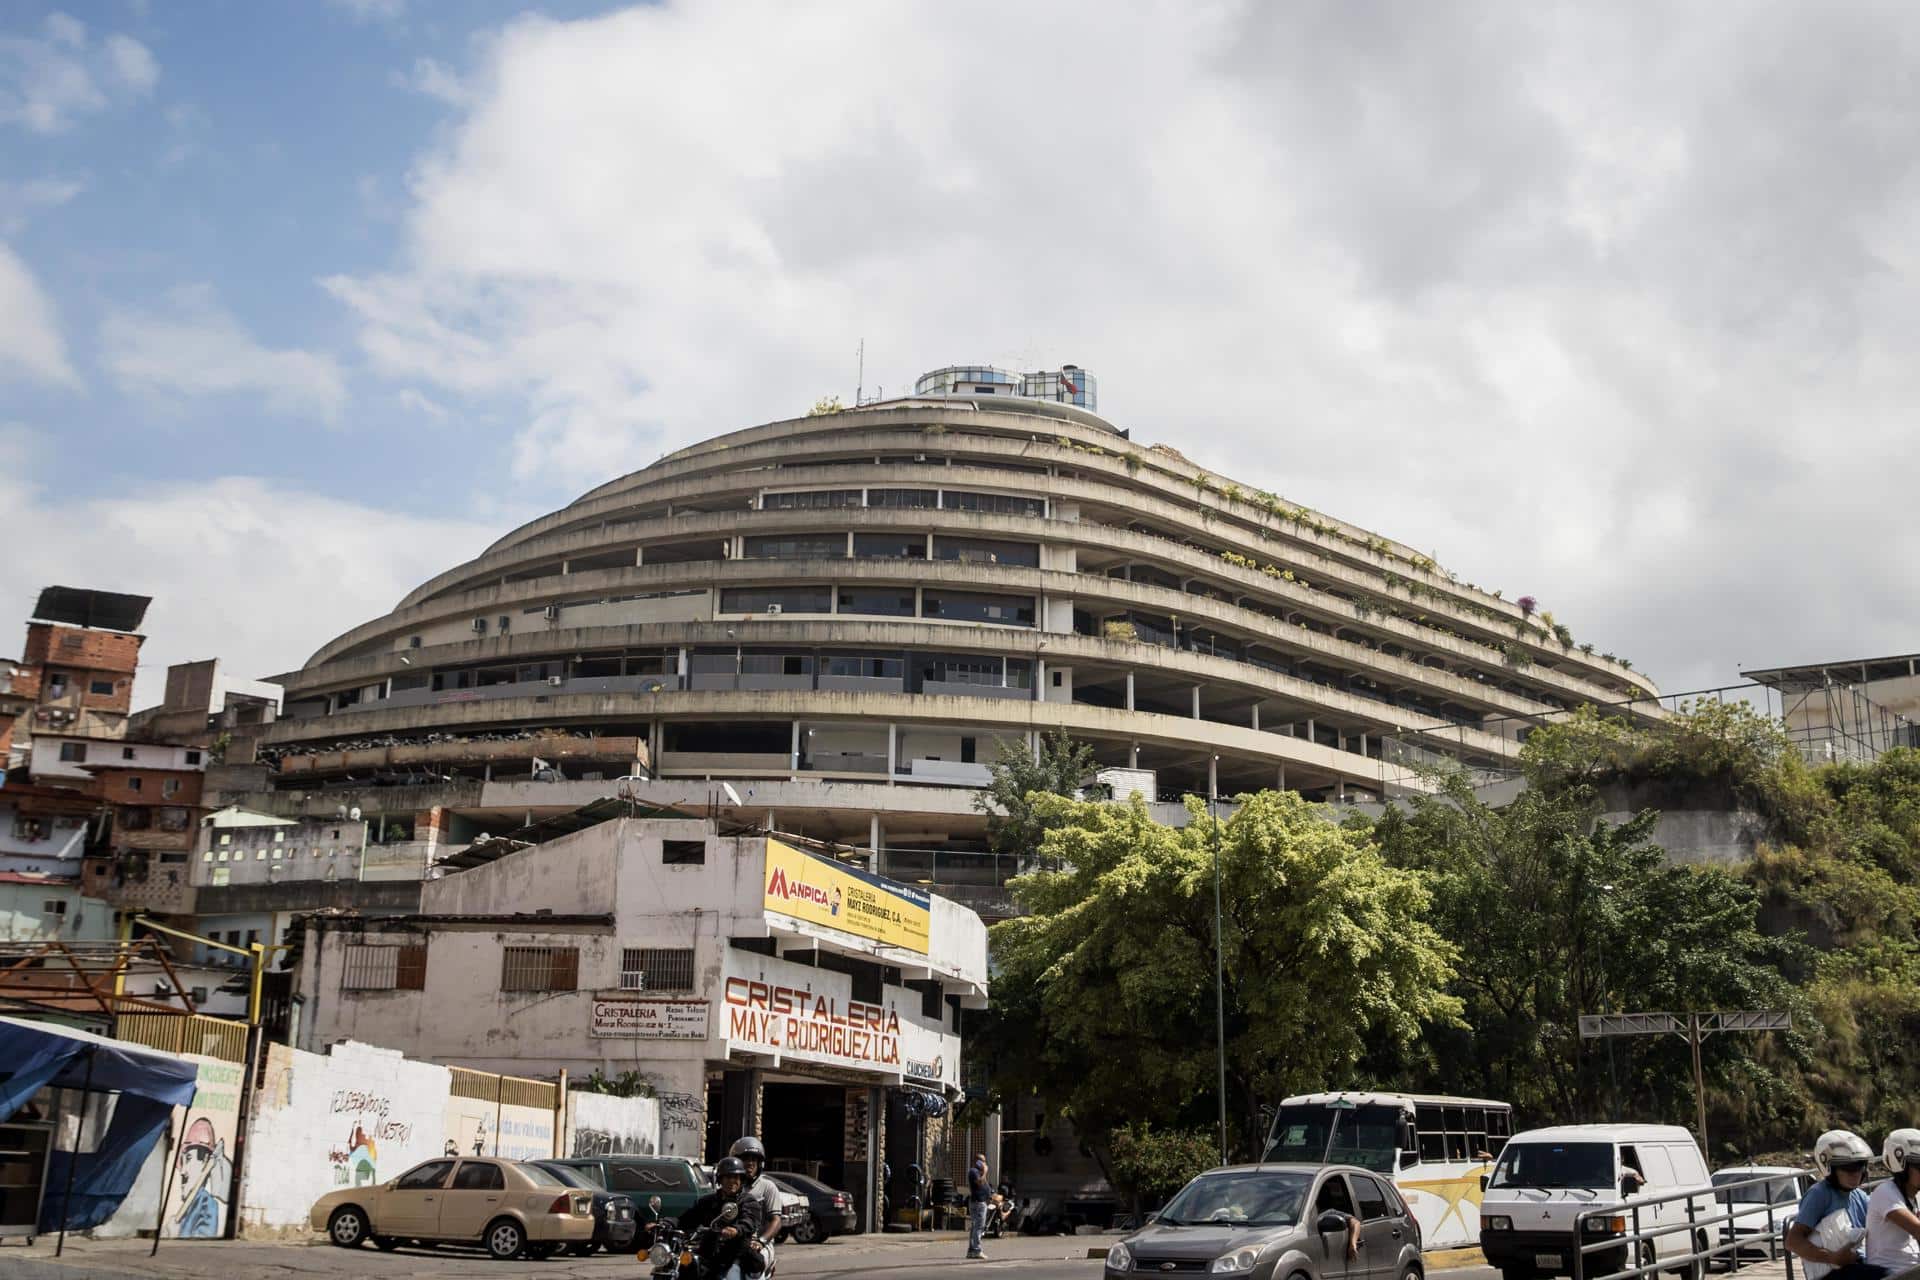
[309,1156,596,1260]
[1712,1166,1811,1263]
[768,1172,857,1243]
[1105,1163,1420,1280]
[531,1160,638,1256]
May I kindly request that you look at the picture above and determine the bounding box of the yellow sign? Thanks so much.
[762,839,931,955]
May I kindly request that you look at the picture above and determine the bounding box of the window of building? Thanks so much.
[42,899,67,917]
[273,830,285,843]
[1353,1174,1391,1220]
[501,946,578,992]
[122,747,136,760]
[89,680,115,696]
[621,947,696,991]
[185,751,202,766]
[162,778,181,797]
[762,489,861,510]
[256,848,266,861]
[202,849,213,862]
[125,776,143,793]
[837,588,916,617]
[866,488,938,509]
[58,742,87,763]
[341,943,428,991]
[932,536,1039,567]
[121,807,151,831]
[921,590,1036,627]
[742,534,846,560]
[158,808,190,832]
[48,674,68,698]
[942,491,1045,517]
[852,533,926,559]
[662,839,706,866]
[718,586,832,614]
[12,816,46,841]
[821,654,904,679]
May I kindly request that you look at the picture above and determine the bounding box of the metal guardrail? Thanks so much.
[1571,1174,1804,1280]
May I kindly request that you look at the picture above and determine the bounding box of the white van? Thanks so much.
[1478,1124,1713,1280]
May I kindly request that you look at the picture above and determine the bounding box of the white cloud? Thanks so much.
[101,287,348,419]
[0,177,84,234]
[326,1,1920,693]
[392,56,465,106]
[0,427,500,707]
[0,14,156,133]
[328,0,406,23]
[396,387,447,420]
[0,243,76,386]
[103,33,157,94]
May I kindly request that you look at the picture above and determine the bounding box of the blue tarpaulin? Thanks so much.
[0,1016,202,1233]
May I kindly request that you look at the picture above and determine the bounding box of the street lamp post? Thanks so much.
[1210,765,1228,1166]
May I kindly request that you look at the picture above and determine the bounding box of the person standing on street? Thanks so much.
[966,1153,991,1260]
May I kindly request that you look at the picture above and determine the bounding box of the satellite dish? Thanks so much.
[348,806,362,821]
[721,782,743,806]
[335,805,348,819]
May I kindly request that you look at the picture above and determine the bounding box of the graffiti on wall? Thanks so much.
[326,1089,412,1187]
[169,1059,242,1238]
[570,1126,658,1157]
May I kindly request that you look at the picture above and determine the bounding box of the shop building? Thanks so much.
[295,812,987,1230]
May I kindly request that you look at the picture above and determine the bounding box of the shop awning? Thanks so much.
[0,1016,200,1118]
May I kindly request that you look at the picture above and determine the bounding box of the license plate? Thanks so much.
[1535,1254,1562,1269]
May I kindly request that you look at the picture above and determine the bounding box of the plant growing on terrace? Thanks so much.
[1517,595,1537,617]
[1580,642,1595,655]
[1502,642,1534,669]
[1124,453,1141,474]
[1553,623,1575,649]
[807,395,844,416]
[1103,619,1139,642]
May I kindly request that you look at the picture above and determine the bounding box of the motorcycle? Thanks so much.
[643,1198,777,1279]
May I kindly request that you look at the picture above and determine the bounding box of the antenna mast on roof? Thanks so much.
[856,338,865,407]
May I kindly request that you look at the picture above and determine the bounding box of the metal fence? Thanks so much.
[1571,1173,1818,1280]
[447,1064,557,1111]
[116,1012,248,1063]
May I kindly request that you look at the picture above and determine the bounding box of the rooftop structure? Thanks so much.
[1743,652,1920,764]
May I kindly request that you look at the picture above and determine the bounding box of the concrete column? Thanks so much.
[1125,671,1135,711]
[766,809,776,831]
[635,547,644,566]
[869,813,881,860]
[1036,659,1046,703]
[1277,763,1287,792]
[790,721,801,773]
[1306,717,1316,746]
[1251,703,1260,731]
[561,559,571,575]
[1192,686,1202,719]
[676,647,689,680]
[1208,755,1219,799]
[1129,740,1139,768]
[887,723,898,783]
[1357,732,1367,758]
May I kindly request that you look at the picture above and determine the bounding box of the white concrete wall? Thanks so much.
[237,1040,456,1238]
[0,881,114,941]
[564,1090,662,1157]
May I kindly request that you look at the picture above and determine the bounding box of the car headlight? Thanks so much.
[1584,1215,1627,1234]
[647,1242,673,1267]
[1212,1247,1262,1273]
[1106,1241,1134,1272]
[1483,1215,1513,1232]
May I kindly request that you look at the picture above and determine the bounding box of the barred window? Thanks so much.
[622,947,696,992]
[342,944,427,991]
[502,945,579,992]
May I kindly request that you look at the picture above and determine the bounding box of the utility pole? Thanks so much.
[1210,780,1228,1167]
[1578,1011,1790,1156]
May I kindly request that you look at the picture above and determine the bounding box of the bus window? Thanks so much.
[1444,1106,1466,1133]
[1466,1108,1487,1134]
[1265,1103,1401,1174]
[1420,1131,1447,1161]
[1489,1110,1511,1138]
[1448,1134,1468,1161]
[1417,1105,1444,1133]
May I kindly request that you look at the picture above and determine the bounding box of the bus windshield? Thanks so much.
[1264,1103,1401,1174]
[1490,1142,1614,1190]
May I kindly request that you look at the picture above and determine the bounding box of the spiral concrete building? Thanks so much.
[252,365,1660,911]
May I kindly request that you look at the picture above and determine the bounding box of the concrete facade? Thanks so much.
[247,374,1662,903]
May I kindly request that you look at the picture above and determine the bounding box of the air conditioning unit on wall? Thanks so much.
[766,603,783,615]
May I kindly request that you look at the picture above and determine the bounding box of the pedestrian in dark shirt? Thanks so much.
[966,1153,991,1260]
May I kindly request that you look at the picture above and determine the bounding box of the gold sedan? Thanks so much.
[309,1156,596,1259]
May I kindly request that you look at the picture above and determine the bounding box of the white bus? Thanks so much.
[1263,1091,1515,1251]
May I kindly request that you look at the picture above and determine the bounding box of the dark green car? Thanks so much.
[549,1157,710,1244]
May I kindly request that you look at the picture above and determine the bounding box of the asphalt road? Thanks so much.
[4,1231,1506,1280]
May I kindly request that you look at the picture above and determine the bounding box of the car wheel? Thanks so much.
[373,1236,400,1251]
[1670,1232,1706,1280]
[1401,1266,1422,1280]
[813,1231,831,1245]
[789,1218,818,1245]
[327,1206,370,1248]
[484,1217,527,1260]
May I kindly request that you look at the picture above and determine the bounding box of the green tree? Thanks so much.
[1367,725,1807,1155]
[972,729,1099,865]
[1106,1124,1218,1214]
[985,791,1460,1159]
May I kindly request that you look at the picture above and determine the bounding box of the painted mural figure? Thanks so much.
[174,1117,233,1238]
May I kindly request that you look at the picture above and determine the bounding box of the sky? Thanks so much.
[3,1,1918,708]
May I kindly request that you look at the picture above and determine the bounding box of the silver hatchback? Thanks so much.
[1105,1162,1422,1280]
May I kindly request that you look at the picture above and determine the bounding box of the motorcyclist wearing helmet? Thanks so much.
[1788,1129,1882,1280]
[679,1156,766,1280]
[729,1135,784,1254]
[1865,1129,1920,1274]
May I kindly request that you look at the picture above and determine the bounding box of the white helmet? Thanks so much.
[1885,1130,1920,1175]
[1814,1129,1874,1176]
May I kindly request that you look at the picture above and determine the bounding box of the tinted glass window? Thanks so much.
[395,1160,455,1190]
[1157,1170,1310,1228]
[538,1163,593,1189]
[1353,1174,1391,1220]
[453,1162,505,1190]
[1315,1175,1355,1217]
[520,1163,564,1187]
[1491,1142,1614,1190]
[1266,1103,1401,1174]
